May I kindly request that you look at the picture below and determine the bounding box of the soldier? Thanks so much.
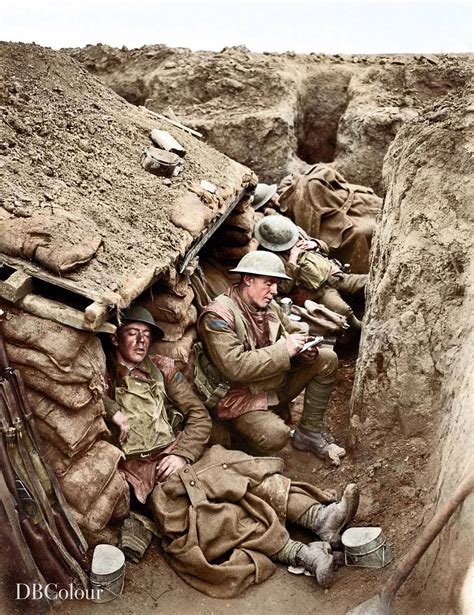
[195,251,346,466]
[254,216,367,330]
[251,182,280,213]
[105,305,360,594]
[104,305,211,504]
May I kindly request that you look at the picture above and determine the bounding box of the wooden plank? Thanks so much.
[0,254,102,302]
[18,294,116,333]
[139,106,203,138]
[0,270,34,303]
[83,301,112,329]
[179,187,248,274]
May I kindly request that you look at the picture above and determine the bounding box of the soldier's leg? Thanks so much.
[278,348,346,465]
[286,483,359,547]
[318,284,362,330]
[334,272,368,295]
[277,346,337,405]
[229,410,290,455]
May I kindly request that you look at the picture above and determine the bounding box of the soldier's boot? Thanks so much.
[297,483,360,547]
[295,541,335,588]
[293,381,346,466]
[120,516,152,563]
[347,312,362,330]
[273,538,335,588]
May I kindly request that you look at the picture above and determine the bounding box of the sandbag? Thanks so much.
[170,192,216,236]
[40,436,75,478]
[0,211,102,273]
[71,470,130,533]
[156,304,198,342]
[35,414,109,458]
[58,441,124,516]
[151,326,197,364]
[20,366,100,410]
[7,336,106,384]
[231,198,253,215]
[191,258,237,311]
[216,225,253,246]
[42,440,77,476]
[212,238,258,264]
[1,310,93,368]
[26,389,109,457]
[140,285,195,324]
[225,207,255,232]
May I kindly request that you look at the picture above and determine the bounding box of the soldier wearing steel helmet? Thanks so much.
[195,251,346,465]
[103,305,211,505]
[254,216,367,331]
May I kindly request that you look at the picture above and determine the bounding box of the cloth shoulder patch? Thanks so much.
[209,318,229,331]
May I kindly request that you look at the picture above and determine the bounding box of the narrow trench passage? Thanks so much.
[294,74,351,166]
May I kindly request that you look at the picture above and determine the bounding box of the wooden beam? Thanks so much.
[0,270,34,303]
[83,301,113,330]
[139,106,203,138]
[18,294,116,333]
[179,187,248,274]
[0,254,102,302]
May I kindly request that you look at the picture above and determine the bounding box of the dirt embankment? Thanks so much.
[351,86,474,611]
[68,44,471,194]
[1,42,250,304]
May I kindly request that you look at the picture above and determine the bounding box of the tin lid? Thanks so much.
[91,545,125,576]
[342,527,382,548]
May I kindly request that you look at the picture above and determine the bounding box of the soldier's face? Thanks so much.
[114,322,152,365]
[244,275,279,309]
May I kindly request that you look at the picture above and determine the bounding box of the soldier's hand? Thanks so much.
[300,344,319,362]
[286,333,307,357]
[112,410,129,445]
[156,454,188,482]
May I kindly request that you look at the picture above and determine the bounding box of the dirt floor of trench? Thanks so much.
[44,344,434,615]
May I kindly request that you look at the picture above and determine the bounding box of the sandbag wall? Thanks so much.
[189,197,257,311]
[0,303,129,534]
[205,198,258,267]
[140,270,199,382]
[138,201,257,381]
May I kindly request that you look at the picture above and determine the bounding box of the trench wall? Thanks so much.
[351,88,474,611]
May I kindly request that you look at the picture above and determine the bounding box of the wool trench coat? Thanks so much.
[151,444,333,597]
[279,164,382,274]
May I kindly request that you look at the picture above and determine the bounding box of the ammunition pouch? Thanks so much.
[193,342,230,410]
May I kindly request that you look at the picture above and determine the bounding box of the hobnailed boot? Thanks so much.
[293,425,346,466]
[295,541,335,588]
[304,483,359,547]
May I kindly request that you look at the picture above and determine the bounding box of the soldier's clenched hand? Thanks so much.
[112,410,130,445]
[156,454,188,482]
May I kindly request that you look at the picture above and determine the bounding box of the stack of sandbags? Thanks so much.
[141,276,199,382]
[205,198,258,267]
[191,257,240,312]
[1,305,129,533]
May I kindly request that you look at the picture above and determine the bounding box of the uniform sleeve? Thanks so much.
[102,394,122,419]
[199,312,291,384]
[162,368,211,464]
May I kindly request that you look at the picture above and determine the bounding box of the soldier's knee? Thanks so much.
[254,421,290,453]
[317,348,339,379]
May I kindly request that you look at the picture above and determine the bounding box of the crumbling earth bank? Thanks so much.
[69,44,470,194]
[351,87,474,611]
[1,42,250,303]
